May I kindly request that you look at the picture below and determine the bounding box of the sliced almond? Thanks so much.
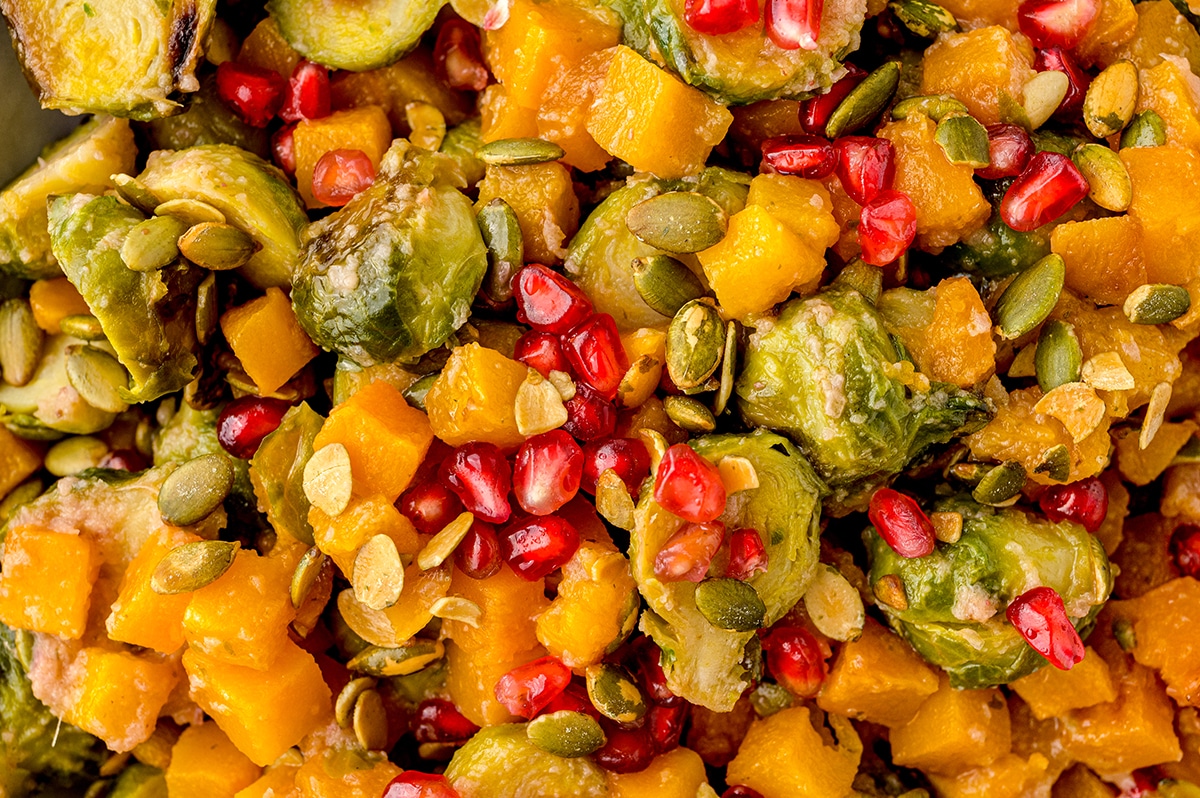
[1034,382,1107,443]
[1081,351,1136,391]
[1140,381,1173,450]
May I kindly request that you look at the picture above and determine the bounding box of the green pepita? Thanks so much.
[625,192,728,255]
[158,454,234,528]
[972,460,1027,505]
[712,321,738,417]
[1083,59,1139,139]
[195,272,218,346]
[290,546,328,609]
[1034,443,1072,483]
[59,314,105,342]
[998,90,1034,130]
[750,682,794,718]
[346,640,445,677]
[1035,319,1083,393]
[803,564,865,642]
[405,101,447,152]
[44,435,109,477]
[1113,616,1137,651]
[947,461,986,485]
[418,511,476,571]
[1123,283,1191,325]
[888,0,958,36]
[617,354,660,409]
[1173,435,1200,466]
[353,534,405,611]
[474,137,564,166]
[477,198,523,304]
[303,443,353,517]
[120,215,186,273]
[1120,109,1167,149]
[992,253,1066,340]
[1071,143,1132,212]
[352,688,389,751]
[403,372,439,412]
[178,222,260,271]
[594,469,636,531]
[154,197,226,226]
[891,94,969,123]
[631,254,706,316]
[585,663,647,724]
[935,113,991,168]
[65,344,130,413]
[1022,70,1069,129]
[694,577,767,632]
[832,261,883,305]
[0,299,43,387]
[150,539,239,595]
[826,61,902,139]
[111,173,160,214]
[666,299,725,391]
[526,710,607,758]
[335,676,377,729]
[4,415,64,442]
[663,395,717,433]
[873,573,909,610]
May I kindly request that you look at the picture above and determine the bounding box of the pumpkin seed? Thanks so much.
[418,511,475,570]
[178,222,260,271]
[335,676,377,728]
[1083,59,1139,139]
[1120,109,1167,149]
[99,751,131,778]
[935,113,991,167]
[666,299,725,391]
[195,272,218,346]
[154,197,226,225]
[526,710,606,758]
[1033,443,1072,483]
[873,574,909,610]
[65,344,130,413]
[150,539,238,594]
[750,682,794,718]
[4,415,63,441]
[515,369,568,436]
[429,596,482,627]
[347,640,445,677]
[617,354,661,409]
[947,461,986,485]
[158,453,235,526]
[826,60,902,139]
[44,436,108,476]
[832,261,883,304]
[353,534,405,611]
[718,455,759,493]
[1022,70,1069,129]
[625,192,728,255]
[1035,382,1105,443]
[1172,434,1200,465]
[1071,143,1132,212]
[120,215,186,272]
[1123,283,1191,325]
[929,511,963,544]
[59,314,105,342]
[713,321,738,418]
[992,253,1065,340]
[0,479,42,526]
[638,428,668,471]
[1081,351,1135,391]
[585,663,647,723]
[1112,617,1137,651]
[888,0,958,36]
[694,577,766,632]
[477,198,523,304]
[803,564,865,642]
[891,93,969,122]
[998,89,1033,131]
[594,470,636,531]
[663,395,716,433]
[972,460,1026,505]
[352,688,389,751]
[303,443,353,517]
[0,299,43,387]
[111,173,160,214]
[403,372,439,411]
[405,101,447,152]
[474,137,564,166]
[290,546,328,609]
[631,254,707,316]
[1035,319,1083,393]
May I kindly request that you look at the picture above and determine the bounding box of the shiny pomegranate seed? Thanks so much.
[280,61,330,123]
[761,134,838,179]
[217,396,290,459]
[562,384,617,442]
[653,444,727,523]
[633,638,682,707]
[312,149,376,207]
[541,680,601,719]
[454,519,503,579]
[501,515,580,580]
[1123,770,1161,798]
[1018,0,1099,49]
[800,64,866,135]
[654,521,726,582]
[726,528,769,581]
[1037,477,1108,533]
[1006,586,1085,670]
[434,19,490,92]
[413,698,480,743]
[513,430,583,516]
[593,723,656,774]
[1170,525,1200,578]
[858,189,917,266]
[581,437,651,497]
[762,626,829,698]
[399,481,464,534]
[272,123,297,175]
[724,787,766,798]
[834,136,895,207]
[976,123,1034,180]
[440,442,513,524]
[215,61,285,127]
[766,0,824,50]
[562,313,628,401]
[382,771,461,798]
[684,0,759,34]
[514,330,570,377]
[647,703,688,752]
[494,655,572,718]
[868,488,936,558]
[513,264,594,334]
[1035,47,1091,117]
[1001,152,1090,232]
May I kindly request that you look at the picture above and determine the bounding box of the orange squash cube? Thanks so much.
[312,379,433,502]
[1121,145,1200,285]
[330,51,473,134]
[293,748,401,798]
[1052,216,1148,306]
[65,647,178,753]
[1124,578,1200,706]
[479,84,539,143]
[920,26,1036,125]
[607,746,708,798]
[745,173,840,256]
[1136,59,1200,155]
[220,287,319,396]
[165,721,263,798]
[919,277,997,387]
[28,277,91,333]
[934,0,1021,30]
[536,49,614,173]
[890,677,1012,774]
[1117,0,1200,74]
[0,525,98,638]
[106,527,200,653]
[536,542,638,668]
[233,764,300,798]
[237,17,301,78]
[1075,0,1138,66]
[475,162,580,265]
[927,752,1052,798]
[725,707,862,798]
[309,494,420,574]
[1010,647,1118,719]
[293,106,393,209]
[1115,421,1198,486]
[425,343,529,449]
[0,425,42,498]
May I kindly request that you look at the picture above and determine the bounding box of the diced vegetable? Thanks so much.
[889,675,1011,774]
[292,106,393,209]
[0,525,99,638]
[164,722,261,798]
[425,343,528,449]
[725,706,862,798]
[445,723,609,798]
[220,287,319,396]
[920,26,1036,125]
[62,648,178,753]
[1009,646,1118,719]
[606,746,708,797]
[475,162,580,265]
[106,527,200,653]
[535,541,639,668]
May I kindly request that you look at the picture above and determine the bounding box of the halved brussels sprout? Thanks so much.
[0,334,117,435]
[143,76,271,159]
[1,0,215,119]
[248,403,323,546]
[865,494,1113,688]
[292,141,488,366]
[266,0,444,71]
[444,723,609,798]
[736,282,990,514]
[630,431,825,712]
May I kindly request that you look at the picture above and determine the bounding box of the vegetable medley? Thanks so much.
[3,0,1200,796]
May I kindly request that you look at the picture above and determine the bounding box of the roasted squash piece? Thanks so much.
[0,525,99,639]
[165,721,262,798]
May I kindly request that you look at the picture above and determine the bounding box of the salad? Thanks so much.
[0,0,1198,795]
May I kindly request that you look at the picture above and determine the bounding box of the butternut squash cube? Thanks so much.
[220,287,319,396]
[1075,0,1138,66]
[919,277,997,388]
[536,542,638,668]
[293,106,393,209]
[1115,421,1198,486]
[425,343,528,449]
[1125,577,1200,707]
[0,525,98,638]
[927,752,1052,798]
[1116,0,1200,74]
[536,49,614,173]
[233,765,299,798]
[1051,216,1148,306]
[725,707,862,798]
[330,51,473,133]
[28,277,91,333]
[607,746,708,798]
[890,676,1012,774]
[920,26,1037,125]
[475,162,580,265]
[309,494,420,574]
[1051,764,1120,797]
[65,648,178,753]
[479,84,539,143]
[237,17,301,78]
[106,527,200,653]
[745,173,840,256]
[336,562,451,647]
[934,0,1021,30]
[1137,59,1200,155]
[0,426,42,498]
[1010,647,1118,720]
[165,721,262,798]
[1121,146,1200,285]
[293,748,401,798]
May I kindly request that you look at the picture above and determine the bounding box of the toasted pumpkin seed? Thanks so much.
[120,215,186,272]
[993,253,1065,340]
[998,90,1034,131]
[150,539,238,594]
[626,192,728,255]
[44,435,109,477]
[475,137,564,166]
[353,534,405,611]
[832,261,884,304]
[935,113,991,167]
[750,682,794,718]
[418,511,475,571]
[403,372,439,411]
[947,461,986,485]
[929,511,963,543]
[972,460,1026,505]
[873,574,908,610]
[1022,70,1069,129]
[59,314,105,342]
[585,663,647,724]
[666,299,725,391]
[595,469,636,531]
[891,93,969,122]
[515,369,568,436]
[1173,435,1200,465]
[803,564,865,642]
[1084,59,1139,139]
[713,321,738,417]
[178,222,260,271]
[1033,443,1072,483]
[353,689,389,751]
[0,299,43,387]
[1120,109,1167,149]
[695,578,766,632]
[291,546,328,609]
[195,272,218,346]
[429,596,482,627]
[303,443,353,517]
[888,0,958,36]
[347,640,445,677]
[526,711,607,758]
[111,173,160,213]
[663,395,716,433]
[154,197,226,225]
[158,453,235,526]
[1081,351,1136,391]
[405,101,447,151]
[4,415,63,441]
[477,198,523,304]
[1071,143,1132,212]
[1123,283,1191,325]
[631,254,706,315]
[617,354,661,409]
[335,676,377,729]
[1113,617,1137,651]
[65,344,130,413]
[826,61,902,139]
[1035,319,1083,392]
[1141,381,1172,450]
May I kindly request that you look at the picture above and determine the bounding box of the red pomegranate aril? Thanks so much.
[1006,586,1085,670]
[454,519,503,579]
[513,330,571,377]
[1017,0,1099,49]
[272,123,298,176]
[1037,476,1108,533]
[513,264,594,334]
[726,527,769,581]
[684,0,759,34]
[217,396,291,459]
[399,481,465,534]
[98,449,147,472]
[215,61,286,127]
[581,437,651,496]
[654,521,726,582]
[312,149,376,207]
[501,515,580,580]
[724,787,766,798]
[413,698,480,743]
[766,0,824,50]
[541,680,601,719]
[1170,524,1200,579]
[647,703,688,752]
[1035,47,1091,116]
[762,625,829,698]
[593,723,656,774]
[653,444,727,523]
[868,488,936,558]
[858,189,917,266]
[761,134,838,179]
[834,136,896,206]
[976,123,1034,180]
[382,771,462,798]
[562,313,629,400]
[440,442,513,524]
[280,60,331,123]
[562,384,617,442]
[634,638,682,707]
[1001,151,1090,232]
[434,19,490,91]
[494,655,573,718]
[513,430,584,516]
[800,63,866,135]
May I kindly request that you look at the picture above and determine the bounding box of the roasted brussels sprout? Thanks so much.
[865,494,1113,688]
[266,0,444,71]
[942,208,1055,278]
[247,403,323,546]
[736,282,990,513]
[443,723,609,798]
[143,76,270,158]
[439,118,486,187]
[292,141,488,366]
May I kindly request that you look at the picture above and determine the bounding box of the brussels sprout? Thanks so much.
[443,724,609,798]
[48,194,202,403]
[107,764,168,798]
[143,76,270,158]
[735,283,990,513]
[267,0,444,71]
[248,403,323,546]
[440,118,486,187]
[865,495,1113,688]
[136,145,308,288]
[1,0,214,119]
[630,431,825,712]
[292,141,488,366]
[0,334,118,435]
[942,209,1054,278]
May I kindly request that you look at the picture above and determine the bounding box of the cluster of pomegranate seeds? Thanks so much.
[976,124,1034,180]
[400,481,465,534]
[580,437,651,496]
[1017,0,1099,50]
[1000,151,1090,232]
[412,699,480,744]
[562,313,629,400]
[312,149,376,207]
[1170,525,1200,579]
[1006,585,1086,670]
[513,330,570,377]
[440,442,513,524]
[454,519,503,579]
[653,444,728,523]
[726,527,769,581]
[765,0,824,50]
[279,61,331,123]
[683,0,759,35]
[1034,47,1091,117]
[493,656,573,718]
[513,264,594,334]
[562,384,617,441]
[1037,477,1109,533]
[216,395,291,459]
[800,64,866,134]
[654,521,727,582]
[761,625,830,697]
[500,515,581,580]
[215,61,286,127]
[868,488,937,558]
[512,430,583,515]
[858,190,917,266]
[834,137,895,207]
[382,772,461,798]
[761,134,837,179]
[433,19,490,92]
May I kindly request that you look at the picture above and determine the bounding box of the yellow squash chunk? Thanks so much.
[920,26,1036,125]
[1123,578,1200,706]
[919,277,997,387]
[1121,146,1200,286]
[233,765,300,798]
[336,562,451,647]
[106,527,200,653]
[475,162,580,265]
[65,648,178,753]
[745,173,840,256]
[1137,59,1200,155]
[536,542,638,668]
[294,748,401,798]
[618,328,667,409]
[1116,0,1200,74]
[237,17,301,78]
[293,106,394,209]
[1052,216,1148,306]
[0,525,98,638]
[725,706,862,798]
[28,276,91,333]
[587,46,733,179]
[0,426,42,498]
[608,746,708,798]
[536,49,614,172]
[1162,463,1200,523]
[1075,0,1138,66]
[1052,763,1121,797]
[479,84,539,143]
[310,494,420,575]
[425,343,528,448]
[1115,421,1198,486]
[166,721,263,798]
[1010,647,1118,720]
[890,676,1012,775]
[220,287,319,396]
[927,753,1053,798]
[935,0,1021,30]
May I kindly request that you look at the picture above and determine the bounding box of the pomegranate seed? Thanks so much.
[633,638,682,707]
[399,481,465,534]
[562,384,617,442]
[434,19,490,92]
[724,788,766,798]
[312,149,376,207]
[726,528,769,581]
[684,0,759,34]
[413,698,480,743]
[858,189,917,266]
[1018,0,1099,49]
[1170,525,1200,579]
[513,264,594,334]
[976,123,1034,180]
[762,626,829,698]
[834,136,895,206]
[382,771,461,798]
[280,61,331,123]
[215,61,285,127]
[454,519,502,579]
[1006,586,1085,670]
[1123,770,1161,798]
[654,521,726,582]
[541,680,601,719]
[494,655,572,718]
[271,123,298,176]
[581,437,651,497]
[1035,47,1091,117]
[1037,477,1108,533]
[217,396,290,459]
[647,703,688,752]
[97,449,146,472]
[766,0,824,50]
[513,430,584,516]
[761,134,838,179]
[440,442,513,524]
[501,515,580,580]
[514,330,570,377]
[653,444,727,523]
[562,313,628,401]
[593,723,656,774]
[1001,151,1090,232]
[800,64,866,135]
[868,488,936,558]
